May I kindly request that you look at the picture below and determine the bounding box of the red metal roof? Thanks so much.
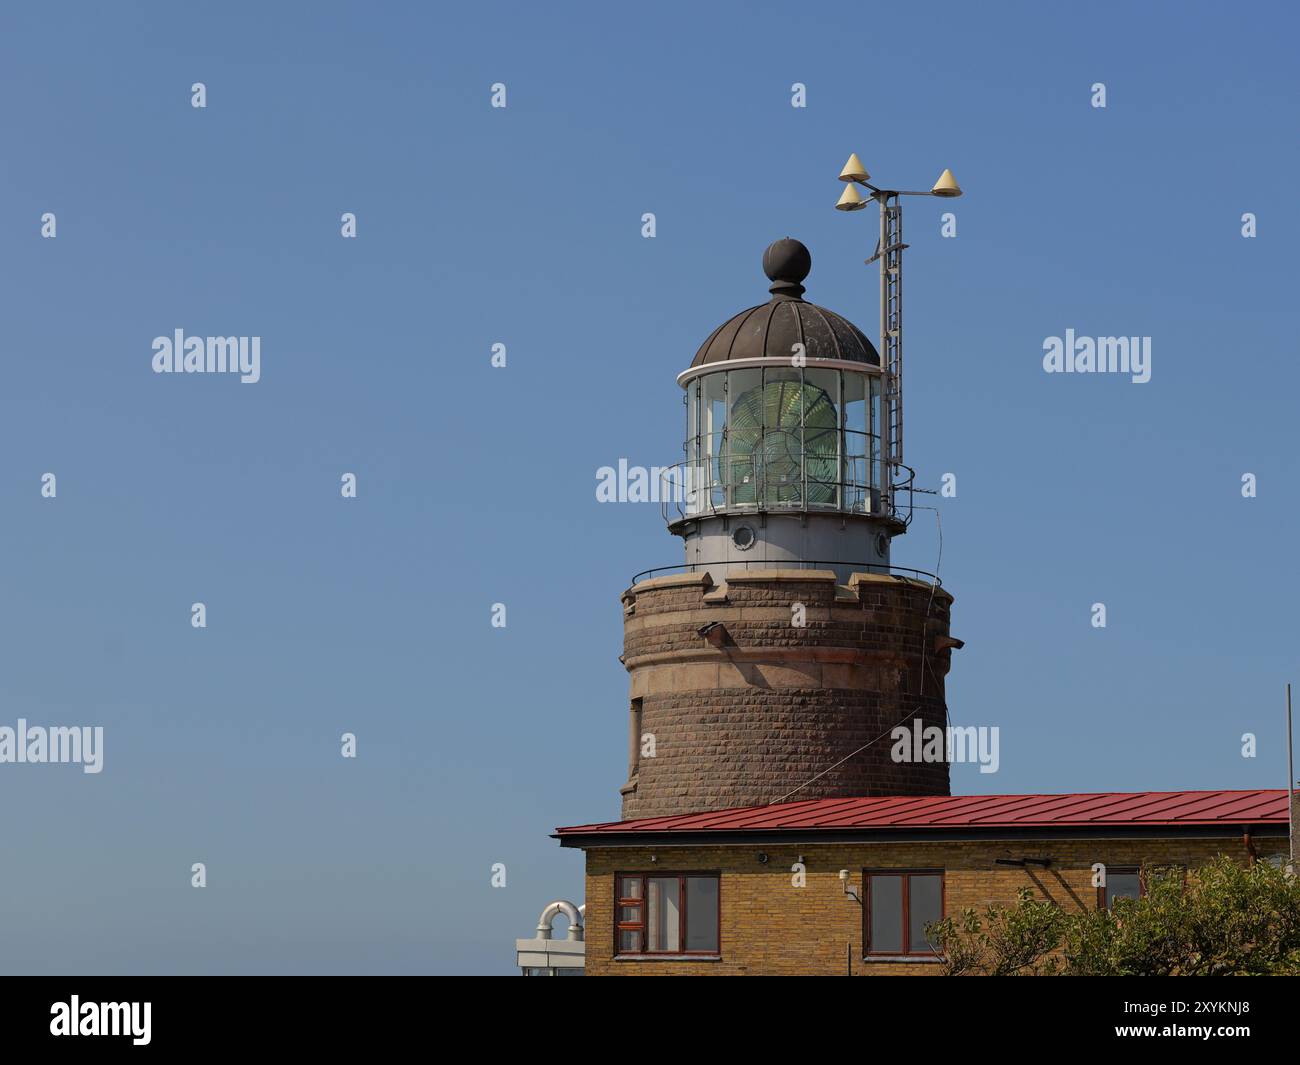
[556,790,1290,836]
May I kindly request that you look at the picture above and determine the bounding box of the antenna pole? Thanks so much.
[877,194,890,508]
[886,194,903,469]
[837,159,959,517]
[1288,682,1295,872]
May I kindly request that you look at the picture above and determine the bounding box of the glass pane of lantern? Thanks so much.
[761,366,804,505]
[725,368,843,510]
[842,372,868,512]
[686,383,698,463]
[683,383,703,515]
[803,369,840,508]
[725,369,761,506]
[646,877,681,952]
[702,372,727,508]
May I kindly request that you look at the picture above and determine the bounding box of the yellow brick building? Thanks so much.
[556,791,1290,976]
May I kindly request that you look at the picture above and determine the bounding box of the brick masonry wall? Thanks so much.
[582,836,1288,976]
[620,570,958,818]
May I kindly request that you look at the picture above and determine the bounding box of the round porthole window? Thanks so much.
[732,525,757,551]
[876,533,889,557]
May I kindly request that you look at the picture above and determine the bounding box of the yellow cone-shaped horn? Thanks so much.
[835,183,867,211]
[838,152,870,183]
[931,168,962,197]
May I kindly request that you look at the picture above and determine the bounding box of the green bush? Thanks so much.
[927,858,1300,976]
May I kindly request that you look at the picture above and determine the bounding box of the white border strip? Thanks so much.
[676,357,881,388]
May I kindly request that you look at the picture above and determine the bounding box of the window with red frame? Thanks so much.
[864,870,943,956]
[615,874,719,955]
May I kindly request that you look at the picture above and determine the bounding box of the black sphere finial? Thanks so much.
[763,237,811,299]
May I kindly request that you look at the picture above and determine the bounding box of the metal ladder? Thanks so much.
[882,197,905,469]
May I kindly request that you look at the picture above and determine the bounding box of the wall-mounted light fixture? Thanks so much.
[839,868,862,906]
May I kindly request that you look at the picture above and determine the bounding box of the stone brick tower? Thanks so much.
[619,239,961,819]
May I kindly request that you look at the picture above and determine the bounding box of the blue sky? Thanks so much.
[0,1,1296,974]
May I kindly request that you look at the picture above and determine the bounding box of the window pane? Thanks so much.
[869,875,903,953]
[685,877,719,952]
[618,929,640,953]
[617,876,642,900]
[618,905,640,922]
[1106,872,1141,908]
[908,875,942,952]
[646,877,681,952]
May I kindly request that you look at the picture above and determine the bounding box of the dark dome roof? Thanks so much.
[691,238,880,368]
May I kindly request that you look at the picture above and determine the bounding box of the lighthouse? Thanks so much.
[555,169,1296,981]
[619,236,961,820]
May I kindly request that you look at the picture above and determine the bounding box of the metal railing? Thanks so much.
[657,457,916,527]
[630,558,942,587]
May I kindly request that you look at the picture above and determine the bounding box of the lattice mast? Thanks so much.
[836,156,962,512]
[867,194,905,471]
